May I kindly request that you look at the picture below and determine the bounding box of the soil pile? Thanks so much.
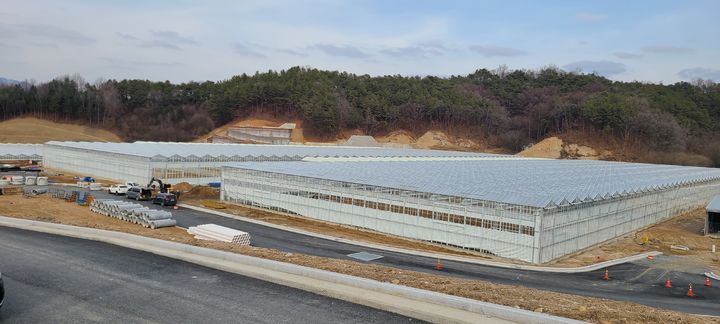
[518,137,611,160]
[173,182,193,192]
[518,137,564,158]
[377,130,415,145]
[182,186,220,199]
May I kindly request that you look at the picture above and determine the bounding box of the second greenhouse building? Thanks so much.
[221,159,720,263]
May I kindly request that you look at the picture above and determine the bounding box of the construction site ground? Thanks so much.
[0,193,718,324]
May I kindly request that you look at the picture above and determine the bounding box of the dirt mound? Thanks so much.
[182,186,220,199]
[414,131,453,148]
[172,182,193,192]
[377,130,415,145]
[518,137,611,160]
[0,117,121,143]
[518,137,564,158]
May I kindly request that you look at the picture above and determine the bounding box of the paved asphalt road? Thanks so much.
[53,190,720,316]
[0,226,420,324]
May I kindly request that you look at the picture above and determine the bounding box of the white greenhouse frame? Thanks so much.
[0,144,43,161]
[41,141,503,184]
[221,160,720,263]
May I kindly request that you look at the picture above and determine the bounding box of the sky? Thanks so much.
[1,0,719,84]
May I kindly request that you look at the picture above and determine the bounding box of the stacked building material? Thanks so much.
[90,199,177,229]
[187,224,251,245]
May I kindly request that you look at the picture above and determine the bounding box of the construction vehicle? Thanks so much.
[147,177,172,194]
[145,177,181,204]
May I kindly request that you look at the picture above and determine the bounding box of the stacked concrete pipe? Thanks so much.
[90,199,176,229]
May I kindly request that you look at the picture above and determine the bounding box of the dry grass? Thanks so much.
[0,194,717,323]
[0,117,121,143]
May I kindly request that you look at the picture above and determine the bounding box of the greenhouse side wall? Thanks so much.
[221,167,539,262]
[149,158,292,185]
[43,145,152,184]
[537,180,720,263]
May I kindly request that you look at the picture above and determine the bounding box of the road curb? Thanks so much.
[0,216,584,324]
[179,203,661,273]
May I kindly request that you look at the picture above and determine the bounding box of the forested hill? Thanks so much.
[1,66,720,165]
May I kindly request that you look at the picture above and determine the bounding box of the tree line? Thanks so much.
[1,66,719,165]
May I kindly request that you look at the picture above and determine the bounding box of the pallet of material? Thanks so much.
[187,224,251,245]
[0,185,23,195]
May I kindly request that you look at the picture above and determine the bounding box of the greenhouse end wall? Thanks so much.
[43,144,152,184]
[536,181,720,263]
[221,166,720,264]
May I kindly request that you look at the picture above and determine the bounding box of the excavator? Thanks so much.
[146,177,180,206]
[147,177,171,194]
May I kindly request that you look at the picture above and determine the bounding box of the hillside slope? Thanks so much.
[0,117,121,143]
[196,115,504,152]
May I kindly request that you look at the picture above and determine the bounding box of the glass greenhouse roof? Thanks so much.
[225,159,720,208]
[44,141,507,159]
[0,144,43,160]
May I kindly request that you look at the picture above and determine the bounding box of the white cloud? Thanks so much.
[469,45,526,57]
[232,43,266,58]
[613,52,642,59]
[678,68,720,81]
[576,13,607,22]
[642,45,694,54]
[310,44,371,58]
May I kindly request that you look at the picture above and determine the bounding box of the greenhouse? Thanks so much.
[221,159,720,263]
[41,141,503,184]
[0,144,43,161]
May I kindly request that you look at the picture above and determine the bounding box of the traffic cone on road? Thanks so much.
[602,269,609,281]
[687,284,695,297]
[706,277,711,287]
[436,257,442,271]
[665,278,672,288]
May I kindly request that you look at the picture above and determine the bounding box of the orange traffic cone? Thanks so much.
[647,255,654,260]
[602,269,609,281]
[687,284,694,297]
[436,257,442,271]
[665,278,672,288]
[705,277,711,287]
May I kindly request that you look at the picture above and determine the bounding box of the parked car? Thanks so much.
[1,272,4,309]
[126,187,152,201]
[108,184,130,195]
[152,193,177,206]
